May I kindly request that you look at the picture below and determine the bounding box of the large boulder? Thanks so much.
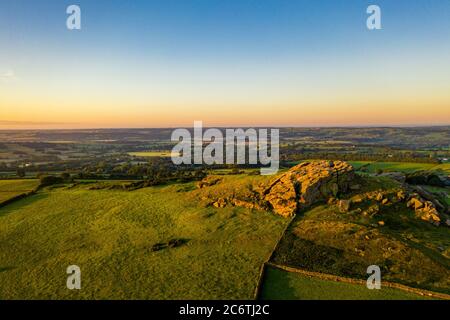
[262,160,355,217]
[413,185,446,212]
[338,199,352,213]
[407,194,441,226]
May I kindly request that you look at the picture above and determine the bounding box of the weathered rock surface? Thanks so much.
[413,185,446,212]
[196,160,446,226]
[197,177,222,189]
[338,199,351,213]
[407,194,441,226]
[261,160,355,217]
[347,187,443,226]
[397,190,407,201]
[212,198,227,208]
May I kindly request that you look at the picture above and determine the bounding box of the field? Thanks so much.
[260,266,431,300]
[0,160,449,299]
[128,151,172,157]
[349,161,450,174]
[0,181,287,299]
[0,180,38,203]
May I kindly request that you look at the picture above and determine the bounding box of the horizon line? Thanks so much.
[1,124,450,131]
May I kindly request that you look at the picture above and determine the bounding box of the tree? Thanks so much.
[16,168,26,178]
[60,172,71,181]
[39,175,64,187]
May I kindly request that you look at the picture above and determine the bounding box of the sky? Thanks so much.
[0,0,449,129]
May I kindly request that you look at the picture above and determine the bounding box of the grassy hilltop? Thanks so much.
[0,160,449,300]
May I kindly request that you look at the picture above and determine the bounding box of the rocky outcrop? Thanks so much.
[413,185,446,212]
[338,199,351,213]
[196,160,446,226]
[261,161,355,217]
[197,177,222,189]
[407,194,441,226]
[212,198,227,208]
[354,188,443,226]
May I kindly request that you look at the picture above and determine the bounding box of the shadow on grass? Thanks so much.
[150,238,191,252]
[259,266,299,300]
[0,193,49,218]
[385,228,450,265]
[375,207,450,270]
[0,266,15,273]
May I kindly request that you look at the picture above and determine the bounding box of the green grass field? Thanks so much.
[260,266,431,300]
[0,180,38,203]
[0,180,39,192]
[1,173,448,300]
[349,161,450,174]
[0,181,287,299]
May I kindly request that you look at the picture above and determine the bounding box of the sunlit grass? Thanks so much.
[0,182,287,299]
[349,161,450,173]
[260,266,432,300]
[0,179,38,203]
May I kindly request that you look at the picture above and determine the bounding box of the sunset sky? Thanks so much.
[1,0,450,129]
